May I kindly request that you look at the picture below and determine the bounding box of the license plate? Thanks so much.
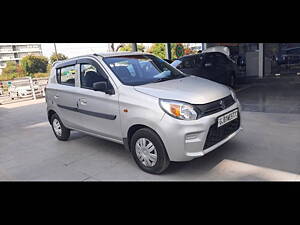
[217,109,238,128]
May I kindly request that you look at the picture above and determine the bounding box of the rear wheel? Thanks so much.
[50,113,70,141]
[130,128,170,174]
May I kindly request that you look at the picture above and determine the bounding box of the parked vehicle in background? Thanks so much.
[275,47,300,65]
[8,79,43,99]
[46,52,242,174]
[33,78,48,97]
[163,59,173,64]
[171,52,238,88]
[202,46,231,57]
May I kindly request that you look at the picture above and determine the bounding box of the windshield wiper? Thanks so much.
[152,74,187,83]
[152,77,174,83]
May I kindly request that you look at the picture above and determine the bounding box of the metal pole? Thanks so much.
[165,43,171,60]
[54,43,59,60]
[29,76,36,100]
[258,43,264,79]
[131,43,138,52]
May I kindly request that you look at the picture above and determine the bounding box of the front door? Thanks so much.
[213,52,230,85]
[180,56,200,76]
[76,58,122,142]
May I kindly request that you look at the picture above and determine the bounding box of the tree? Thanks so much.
[147,43,166,59]
[2,61,18,75]
[118,44,145,52]
[0,61,26,80]
[20,55,49,76]
[50,53,68,64]
[2,61,25,77]
[147,43,197,59]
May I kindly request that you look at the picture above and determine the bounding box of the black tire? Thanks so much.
[130,128,170,174]
[50,113,70,141]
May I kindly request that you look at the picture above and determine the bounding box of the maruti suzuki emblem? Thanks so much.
[220,100,226,109]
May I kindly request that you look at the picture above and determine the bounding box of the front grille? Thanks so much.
[195,95,235,118]
[203,112,240,150]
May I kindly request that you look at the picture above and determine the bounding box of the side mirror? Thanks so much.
[93,81,114,95]
[204,62,212,67]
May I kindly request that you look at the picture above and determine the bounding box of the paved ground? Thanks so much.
[0,78,300,181]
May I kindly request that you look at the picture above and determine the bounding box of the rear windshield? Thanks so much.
[103,54,185,86]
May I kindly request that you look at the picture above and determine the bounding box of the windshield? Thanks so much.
[103,54,186,86]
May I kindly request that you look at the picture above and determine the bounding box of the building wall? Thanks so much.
[0,43,43,74]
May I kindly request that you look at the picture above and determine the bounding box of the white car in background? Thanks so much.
[8,80,42,99]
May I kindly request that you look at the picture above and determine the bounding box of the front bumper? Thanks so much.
[158,102,242,161]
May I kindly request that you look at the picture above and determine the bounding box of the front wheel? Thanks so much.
[130,128,170,174]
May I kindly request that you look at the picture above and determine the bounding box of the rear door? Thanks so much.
[53,61,82,129]
[76,58,122,142]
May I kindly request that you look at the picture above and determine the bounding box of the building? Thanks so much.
[186,43,203,52]
[0,43,43,74]
[205,43,300,78]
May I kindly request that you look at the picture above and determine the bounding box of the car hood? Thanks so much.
[134,76,231,104]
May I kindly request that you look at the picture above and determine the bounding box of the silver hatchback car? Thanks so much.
[46,52,242,174]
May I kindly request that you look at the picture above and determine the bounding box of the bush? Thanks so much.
[0,73,21,81]
[50,53,68,64]
[118,44,145,52]
[21,55,49,75]
[33,72,49,78]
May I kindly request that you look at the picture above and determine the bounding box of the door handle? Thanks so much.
[54,95,59,99]
[79,98,87,105]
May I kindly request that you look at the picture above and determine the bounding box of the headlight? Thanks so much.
[159,99,198,120]
[229,88,239,104]
[229,88,237,101]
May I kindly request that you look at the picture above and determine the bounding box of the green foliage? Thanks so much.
[118,44,145,52]
[50,53,68,64]
[47,64,52,73]
[20,55,49,76]
[21,55,48,75]
[147,43,167,59]
[2,61,18,75]
[147,43,197,59]
[33,72,49,78]
[0,61,26,81]
[0,73,17,81]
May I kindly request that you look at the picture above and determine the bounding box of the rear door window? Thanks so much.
[57,65,76,86]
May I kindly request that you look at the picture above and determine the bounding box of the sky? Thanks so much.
[41,43,110,58]
[41,43,153,58]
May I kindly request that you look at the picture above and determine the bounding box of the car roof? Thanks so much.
[283,47,300,51]
[95,51,150,58]
[52,52,152,67]
[176,53,202,60]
